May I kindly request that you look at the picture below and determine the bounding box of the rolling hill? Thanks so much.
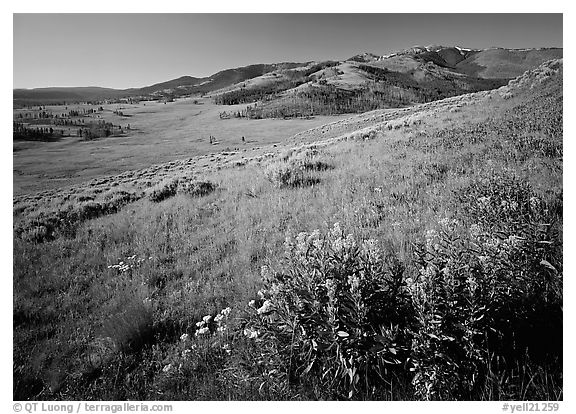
[13,63,306,106]
[13,46,562,109]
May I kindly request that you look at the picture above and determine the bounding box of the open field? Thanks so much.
[13,97,350,194]
[13,60,563,400]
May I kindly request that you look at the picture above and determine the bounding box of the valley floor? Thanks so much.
[13,97,351,194]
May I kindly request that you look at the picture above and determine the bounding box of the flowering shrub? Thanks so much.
[243,223,411,399]
[240,172,561,399]
[408,175,562,399]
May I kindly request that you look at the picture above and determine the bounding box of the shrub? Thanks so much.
[243,224,411,399]
[242,171,562,400]
[263,161,300,188]
[147,178,180,202]
[408,175,562,400]
[264,149,332,188]
[178,180,217,197]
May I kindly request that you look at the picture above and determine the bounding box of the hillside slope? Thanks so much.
[211,47,561,118]
[14,60,562,400]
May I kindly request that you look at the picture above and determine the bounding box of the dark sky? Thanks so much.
[13,13,563,89]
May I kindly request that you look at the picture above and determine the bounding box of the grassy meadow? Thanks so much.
[13,64,562,400]
[14,97,350,194]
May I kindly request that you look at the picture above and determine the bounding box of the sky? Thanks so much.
[13,13,563,90]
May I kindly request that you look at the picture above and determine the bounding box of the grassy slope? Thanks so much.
[13,66,562,400]
[456,48,563,78]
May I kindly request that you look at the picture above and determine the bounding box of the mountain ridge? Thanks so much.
[13,46,562,106]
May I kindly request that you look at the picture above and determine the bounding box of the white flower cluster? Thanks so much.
[438,217,459,232]
[194,307,232,337]
[425,229,439,251]
[243,327,259,339]
[469,224,483,238]
[215,307,231,333]
[257,300,273,315]
[360,238,381,262]
[347,274,361,294]
[330,223,356,253]
[500,200,519,211]
[477,196,491,209]
[107,255,153,273]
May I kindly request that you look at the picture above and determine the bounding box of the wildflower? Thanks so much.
[248,299,256,308]
[180,333,189,342]
[361,239,380,260]
[257,289,266,299]
[348,275,361,293]
[484,238,501,250]
[260,265,271,279]
[331,236,344,253]
[296,232,308,254]
[162,364,173,373]
[470,224,482,237]
[530,196,540,210]
[195,320,205,328]
[477,196,491,208]
[331,222,342,238]
[478,255,488,267]
[466,276,479,294]
[195,327,210,336]
[222,344,232,355]
[214,313,224,323]
[507,235,523,248]
[325,279,337,303]
[217,325,227,333]
[181,349,192,358]
[343,234,356,250]
[243,327,259,339]
[257,300,273,315]
[312,238,323,250]
[425,229,438,251]
[220,307,231,317]
[308,229,321,245]
[283,235,293,251]
[420,265,437,280]
[202,315,212,323]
